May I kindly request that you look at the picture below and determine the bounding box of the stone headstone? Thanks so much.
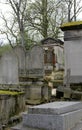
[0,50,19,84]
[26,45,44,78]
[14,45,26,76]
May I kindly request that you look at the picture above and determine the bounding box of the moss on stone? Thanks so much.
[0,90,24,96]
[60,21,82,31]
[61,21,82,27]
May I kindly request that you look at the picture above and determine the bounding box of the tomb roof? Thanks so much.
[41,37,64,45]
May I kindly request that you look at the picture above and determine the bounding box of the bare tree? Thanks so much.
[74,0,76,21]
[6,0,28,46]
[26,0,67,39]
[63,0,82,22]
[0,12,17,47]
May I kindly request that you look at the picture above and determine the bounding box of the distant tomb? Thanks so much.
[41,37,64,74]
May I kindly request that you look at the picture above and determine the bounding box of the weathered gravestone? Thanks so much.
[14,45,26,76]
[0,50,19,86]
[26,45,44,102]
[26,45,44,78]
[25,45,51,103]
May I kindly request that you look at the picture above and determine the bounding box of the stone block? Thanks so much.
[23,102,82,130]
[23,109,82,130]
[11,102,82,130]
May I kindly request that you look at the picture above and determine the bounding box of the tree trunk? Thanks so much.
[42,0,48,38]
[68,0,71,22]
[19,20,25,46]
[74,0,76,21]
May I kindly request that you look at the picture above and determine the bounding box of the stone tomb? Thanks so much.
[12,101,82,130]
[0,92,25,126]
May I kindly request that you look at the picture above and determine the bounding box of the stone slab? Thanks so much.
[23,109,82,130]
[28,101,82,115]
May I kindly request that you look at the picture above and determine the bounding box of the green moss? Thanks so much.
[60,21,82,31]
[0,90,24,96]
[61,21,82,27]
